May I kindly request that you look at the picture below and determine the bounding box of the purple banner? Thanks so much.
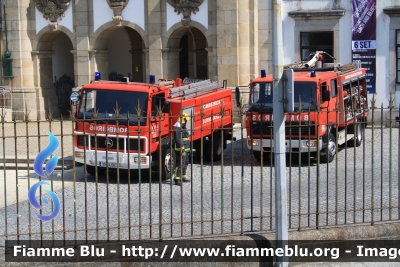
[352,0,376,93]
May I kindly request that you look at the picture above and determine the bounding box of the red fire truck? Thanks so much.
[70,76,234,179]
[244,52,368,163]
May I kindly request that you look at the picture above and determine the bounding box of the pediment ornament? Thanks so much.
[33,0,71,31]
[106,0,130,26]
[167,0,204,27]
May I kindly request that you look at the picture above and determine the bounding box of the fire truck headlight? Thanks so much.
[134,157,147,164]
[247,140,259,146]
[75,151,85,159]
[306,141,317,147]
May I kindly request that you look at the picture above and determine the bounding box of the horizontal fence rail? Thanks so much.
[0,102,399,246]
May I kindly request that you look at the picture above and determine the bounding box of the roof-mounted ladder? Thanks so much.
[169,79,220,100]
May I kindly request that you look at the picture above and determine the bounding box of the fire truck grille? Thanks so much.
[251,122,316,136]
[77,135,144,152]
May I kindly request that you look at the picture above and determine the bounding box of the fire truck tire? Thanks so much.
[347,120,364,147]
[86,165,106,176]
[161,146,176,180]
[212,132,224,161]
[320,132,336,163]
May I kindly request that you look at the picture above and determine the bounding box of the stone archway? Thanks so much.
[93,26,145,82]
[35,31,74,118]
[167,27,208,80]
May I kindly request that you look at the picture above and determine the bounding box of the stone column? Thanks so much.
[237,0,251,86]
[162,48,181,80]
[147,0,163,81]
[73,0,91,87]
[88,50,109,81]
[205,47,215,80]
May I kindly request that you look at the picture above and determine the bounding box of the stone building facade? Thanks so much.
[0,0,399,120]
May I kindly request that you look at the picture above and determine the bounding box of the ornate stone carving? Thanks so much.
[106,0,130,26]
[33,0,71,31]
[167,0,204,27]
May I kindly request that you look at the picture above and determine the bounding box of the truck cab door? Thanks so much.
[151,93,169,137]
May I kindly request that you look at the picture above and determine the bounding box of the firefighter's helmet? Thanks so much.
[180,112,190,123]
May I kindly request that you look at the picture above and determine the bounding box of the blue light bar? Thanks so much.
[95,72,101,81]
[310,69,316,77]
[261,69,266,78]
[149,75,155,84]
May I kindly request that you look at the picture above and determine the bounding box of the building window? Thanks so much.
[300,32,334,64]
[397,30,400,83]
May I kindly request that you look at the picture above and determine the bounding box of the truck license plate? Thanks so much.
[99,161,117,168]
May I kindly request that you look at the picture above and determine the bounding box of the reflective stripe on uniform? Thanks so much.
[182,138,189,141]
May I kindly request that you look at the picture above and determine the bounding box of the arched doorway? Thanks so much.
[96,26,144,82]
[169,27,208,79]
[36,31,74,118]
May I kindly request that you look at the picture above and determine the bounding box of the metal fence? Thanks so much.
[0,102,399,245]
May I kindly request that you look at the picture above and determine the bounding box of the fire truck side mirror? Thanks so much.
[70,92,80,105]
[322,89,331,102]
[162,101,170,113]
[235,87,241,107]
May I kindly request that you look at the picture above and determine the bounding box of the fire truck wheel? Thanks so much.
[162,147,176,180]
[320,132,336,163]
[86,165,106,176]
[347,120,364,147]
[212,132,224,161]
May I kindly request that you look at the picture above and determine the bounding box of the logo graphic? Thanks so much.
[106,138,113,148]
[28,132,60,221]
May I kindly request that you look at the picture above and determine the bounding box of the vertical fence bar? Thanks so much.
[380,104,384,221]
[353,109,357,225]
[231,109,234,232]
[240,114,244,235]
[157,112,162,241]
[371,98,375,225]
[362,107,366,223]
[60,116,66,241]
[137,109,142,239]
[398,103,400,220]
[169,111,173,238]
[13,117,19,241]
[389,98,393,220]
[25,113,32,241]
[116,109,121,241]
[316,106,320,228]
[200,106,204,236]
[2,114,7,243]
[221,110,225,233]
[210,112,214,235]
[335,106,339,226]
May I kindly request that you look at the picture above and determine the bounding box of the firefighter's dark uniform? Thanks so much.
[174,114,191,185]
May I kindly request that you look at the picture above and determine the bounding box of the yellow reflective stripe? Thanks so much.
[182,138,189,141]
[185,148,190,152]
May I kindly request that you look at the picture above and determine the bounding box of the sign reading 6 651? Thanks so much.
[28,132,60,221]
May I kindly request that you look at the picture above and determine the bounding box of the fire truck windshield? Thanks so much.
[78,89,148,126]
[249,82,317,112]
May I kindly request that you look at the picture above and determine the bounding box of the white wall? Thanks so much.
[93,0,145,33]
[166,0,208,31]
[36,1,73,34]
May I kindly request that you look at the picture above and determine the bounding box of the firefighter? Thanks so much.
[174,112,191,185]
